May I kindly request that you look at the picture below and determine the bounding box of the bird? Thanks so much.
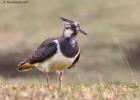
[17,17,87,88]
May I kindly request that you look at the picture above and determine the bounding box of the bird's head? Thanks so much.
[59,16,88,37]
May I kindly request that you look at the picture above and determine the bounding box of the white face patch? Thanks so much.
[64,29,73,37]
[74,21,80,26]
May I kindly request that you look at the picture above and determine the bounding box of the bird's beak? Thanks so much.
[78,28,88,35]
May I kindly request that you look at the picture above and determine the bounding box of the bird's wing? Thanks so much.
[17,39,57,71]
[68,53,80,69]
[26,40,57,64]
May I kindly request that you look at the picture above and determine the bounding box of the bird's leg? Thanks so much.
[45,72,50,88]
[58,72,63,89]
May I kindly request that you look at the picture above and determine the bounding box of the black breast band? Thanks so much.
[59,37,79,58]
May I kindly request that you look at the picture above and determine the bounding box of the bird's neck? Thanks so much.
[62,29,78,38]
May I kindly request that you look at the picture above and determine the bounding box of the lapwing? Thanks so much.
[17,17,87,88]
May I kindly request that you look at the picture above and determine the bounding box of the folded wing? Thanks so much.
[17,39,57,72]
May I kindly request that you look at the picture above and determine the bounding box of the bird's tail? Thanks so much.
[17,62,34,72]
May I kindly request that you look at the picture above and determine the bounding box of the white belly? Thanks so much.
[36,52,75,72]
[34,40,80,72]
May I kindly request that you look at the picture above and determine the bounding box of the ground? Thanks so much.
[0,82,140,100]
[0,0,140,99]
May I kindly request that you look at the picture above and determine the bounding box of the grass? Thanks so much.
[0,0,140,87]
[0,1,140,99]
[0,82,140,100]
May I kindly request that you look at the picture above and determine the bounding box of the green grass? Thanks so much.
[0,82,140,100]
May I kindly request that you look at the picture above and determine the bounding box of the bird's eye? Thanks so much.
[71,24,76,28]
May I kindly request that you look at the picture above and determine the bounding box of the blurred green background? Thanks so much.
[0,0,140,84]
